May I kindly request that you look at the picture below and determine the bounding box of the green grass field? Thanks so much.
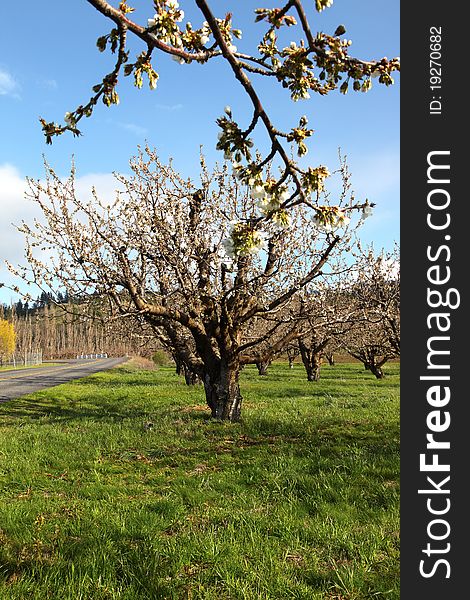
[0,361,399,599]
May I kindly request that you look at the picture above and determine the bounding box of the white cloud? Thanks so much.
[38,78,58,90]
[0,165,122,302]
[155,102,183,111]
[0,164,35,235]
[0,67,20,97]
[72,172,122,204]
[118,122,148,137]
[0,164,38,300]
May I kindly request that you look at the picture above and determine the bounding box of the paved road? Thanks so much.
[0,357,128,403]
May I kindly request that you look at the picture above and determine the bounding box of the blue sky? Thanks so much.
[0,0,399,304]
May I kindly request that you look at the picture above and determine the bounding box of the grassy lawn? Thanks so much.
[0,361,399,599]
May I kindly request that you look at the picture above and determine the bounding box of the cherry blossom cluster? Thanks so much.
[312,206,351,232]
[147,0,185,47]
[216,106,254,162]
[222,222,268,259]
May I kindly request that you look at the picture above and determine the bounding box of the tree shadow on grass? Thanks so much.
[0,369,193,424]
[0,534,179,600]
[0,393,172,425]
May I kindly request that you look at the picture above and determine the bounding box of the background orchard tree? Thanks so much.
[343,321,397,379]
[341,244,400,378]
[296,275,356,381]
[285,340,300,369]
[240,308,302,376]
[12,149,364,421]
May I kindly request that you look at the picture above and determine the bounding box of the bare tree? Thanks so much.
[285,341,300,369]
[341,245,400,378]
[296,277,356,381]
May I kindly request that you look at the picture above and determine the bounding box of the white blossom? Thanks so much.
[250,230,268,253]
[256,195,280,215]
[250,185,266,200]
[272,212,291,231]
[312,216,333,232]
[222,237,235,258]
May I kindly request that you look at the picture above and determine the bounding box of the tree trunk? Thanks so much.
[305,356,322,381]
[256,359,271,376]
[299,340,323,382]
[325,352,335,366]
[369,363,384,379]
[288,356,294,369]
[174,355,183,376]
[203,359,242,421]
[362,359,385,379]
[183,363,200,386]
